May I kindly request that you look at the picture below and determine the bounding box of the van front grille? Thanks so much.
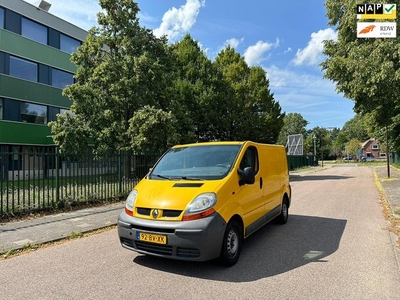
[136,207,182,218]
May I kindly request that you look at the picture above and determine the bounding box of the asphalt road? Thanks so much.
[1,165,399,299]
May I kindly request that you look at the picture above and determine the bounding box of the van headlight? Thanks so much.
[183,193,217,221]
[125,190,138,216]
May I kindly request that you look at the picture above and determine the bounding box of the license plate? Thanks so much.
[137,232,167,244]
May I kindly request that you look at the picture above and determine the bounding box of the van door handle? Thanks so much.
[260,177,263,189]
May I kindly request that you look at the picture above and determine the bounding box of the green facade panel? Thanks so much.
[0,29,76,73]
[0,75,71,108]
[0,121,54,145]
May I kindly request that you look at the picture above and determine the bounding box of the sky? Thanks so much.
[25,0,356,129]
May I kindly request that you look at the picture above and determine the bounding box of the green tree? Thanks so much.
[277,113,309,146]
[214,46,284,143]
[169,34,230,142]
[49,0,173,154]
[307,127,333,160]
[346,138,361,158]
[129,106,179,153]
[322,0,400,152]
[341,114,369,143]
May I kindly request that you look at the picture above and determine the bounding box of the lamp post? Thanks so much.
[313,134,316,166]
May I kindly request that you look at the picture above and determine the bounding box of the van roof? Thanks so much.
[172,141,246,148]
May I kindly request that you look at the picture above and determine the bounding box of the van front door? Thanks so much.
[236,146,264,234]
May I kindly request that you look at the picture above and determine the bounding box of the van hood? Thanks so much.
[134,179,223,210]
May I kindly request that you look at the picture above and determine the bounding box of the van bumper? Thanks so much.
[117,210,227,262]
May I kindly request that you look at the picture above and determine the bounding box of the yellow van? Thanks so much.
[118,141,291,266]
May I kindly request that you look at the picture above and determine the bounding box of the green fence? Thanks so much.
[287,155,317,171]
[0,150,160,219]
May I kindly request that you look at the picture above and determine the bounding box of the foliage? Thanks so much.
[322,0,400,152]
[346,138,362,158]
[304,127,337,159]
[129,106,179,153]
[49,1,284,154]
[214,47,284,143]
[169,34,230,142]
[340,114,369,142]
[49,0,172,154]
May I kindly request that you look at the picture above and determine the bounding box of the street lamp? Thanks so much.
[313,134,316,166]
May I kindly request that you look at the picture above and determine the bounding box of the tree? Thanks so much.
[306,127,334,160]
[341,114,369,143]
[49,0,173,154]
[129,106,179,153]
[214,46,284,143]
[277,113,309,146]
[322,0,400,152]
[346,138,362,158]
[169,34,230,142]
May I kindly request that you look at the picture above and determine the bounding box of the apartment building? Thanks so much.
[0,0,87,177]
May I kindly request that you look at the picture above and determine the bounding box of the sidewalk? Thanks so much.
[0,165,399,255]
[0,202,124,255]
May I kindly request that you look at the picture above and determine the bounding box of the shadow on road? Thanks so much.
[290,175,352,181]
[133,214,347,282]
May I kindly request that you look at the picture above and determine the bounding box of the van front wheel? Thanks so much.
[277,198,289,224]
[220,221,242,266]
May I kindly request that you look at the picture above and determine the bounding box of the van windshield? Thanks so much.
[149,144,241,180]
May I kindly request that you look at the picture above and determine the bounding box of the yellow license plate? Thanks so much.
[137,232,167,244]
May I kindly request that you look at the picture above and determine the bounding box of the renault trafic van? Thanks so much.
[118,141,291,266]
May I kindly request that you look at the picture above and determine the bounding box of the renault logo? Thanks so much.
[152,209,159,219]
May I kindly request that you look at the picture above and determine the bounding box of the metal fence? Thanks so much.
[0,148,320,219]
[390,152,400,164]
[0,150,160,219]
[287,155,317,170]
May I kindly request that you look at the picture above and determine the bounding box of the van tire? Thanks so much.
[220,220,242,266]
[276,198,289,224]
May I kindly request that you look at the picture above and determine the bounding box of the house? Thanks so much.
[360,138,385,160]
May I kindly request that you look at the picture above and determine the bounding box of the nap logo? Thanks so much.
[357,4,396,19]
[357,22,397,38]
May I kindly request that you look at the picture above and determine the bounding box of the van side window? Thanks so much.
[240,146,259,172]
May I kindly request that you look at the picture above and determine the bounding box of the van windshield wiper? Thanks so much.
[153,174,172,180]
[152,174,202,180]
[181,176,203,180]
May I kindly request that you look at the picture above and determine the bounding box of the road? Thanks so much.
[0,165,399,299]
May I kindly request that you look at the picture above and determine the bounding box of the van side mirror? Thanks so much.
[238,167,255,186]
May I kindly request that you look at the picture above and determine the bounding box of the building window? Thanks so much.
[48,106,60,122]
[0,8,4,29]
[60,33,81,54]
[371,144,380,150]
[52,68,74,89]
[21,102,47,124]
[0,98,3,120]
[21,17,48,45]
[3,98,20,121]
[10,56,38,82]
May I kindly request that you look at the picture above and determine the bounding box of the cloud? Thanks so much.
[153,0,205,41]
[264,64,354,128]
[284,47,292,54]
[224,38,244,49]
[244,39,279,66]
[292,28,337,66]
